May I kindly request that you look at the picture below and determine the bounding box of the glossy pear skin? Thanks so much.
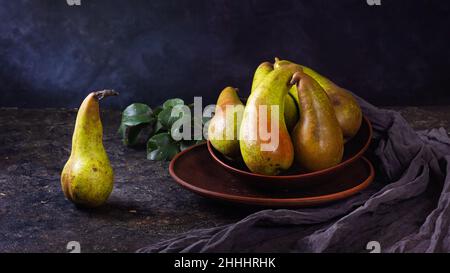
[251,62,274,93]
[291,72,344,172]
[283,93,299,132]
[208,87,244,158]
[61,90,117,207]
[250,61,299,132]
[274,58,362,141]
[300,65,362,141]
[240,66,296,175]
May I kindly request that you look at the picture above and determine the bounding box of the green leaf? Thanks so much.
[151,106,164,134]
[123,125,141,146]
[153,120,164,134]
[157,107,173,129]
[121,103,153,126]
[171,105,193,140]
[152,106,163,117]
[119,103,155,147]
[163,98,184,109]
[119,123,154,147]
[157,104,186,129]
[146,133,180,161]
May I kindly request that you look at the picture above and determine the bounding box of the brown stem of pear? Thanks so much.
[290,71,303,86]
[93,90,119,101]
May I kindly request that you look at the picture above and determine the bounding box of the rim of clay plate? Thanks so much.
[169,147,374,206]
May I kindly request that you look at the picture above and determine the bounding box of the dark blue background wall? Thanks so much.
[0,0,449,109]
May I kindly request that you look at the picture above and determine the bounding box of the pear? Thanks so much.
[251,62,274,93]
[274,58,362,141]
[208,86,244,158]
[283,93,299,132]
[300,65,362,142]
[291,71,344,172]
[250,61,299,132]
[274,57,299,70]
[61,90,118,208]
[240,65,297,175]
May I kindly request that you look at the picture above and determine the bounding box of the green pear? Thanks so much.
[208,87,244,158]
[250,61,299,132]
[251,62,274,93]
[299,65,362,141]
[291,71,344,171]
[283,93,299,132]
[274,57,303,105]
[240,65,298,175]
[274,58,362,141]
[61,90,118,208]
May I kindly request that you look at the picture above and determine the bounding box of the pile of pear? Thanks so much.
[208,58,362,176]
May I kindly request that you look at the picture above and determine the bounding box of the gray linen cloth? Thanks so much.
[138,96,450,253]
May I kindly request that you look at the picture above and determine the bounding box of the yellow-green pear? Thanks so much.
[251,62,274,93]
[291,71,344,172]
[274,58,362,141]
[240,65,298,175]
[283,93,299,132]
[208,87,244,158]
[61,90,118,208]
[300,65,362,141]
[250,61,299,132]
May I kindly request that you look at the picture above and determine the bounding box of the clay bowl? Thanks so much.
[169,143,374,207]
[207,116,372,190]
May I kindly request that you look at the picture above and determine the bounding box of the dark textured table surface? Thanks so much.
[0,106,449,253]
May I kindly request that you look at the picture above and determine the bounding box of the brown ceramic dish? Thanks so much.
[169,143,374,207]
[207,115,372,189]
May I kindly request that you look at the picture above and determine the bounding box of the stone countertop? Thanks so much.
[0,106,449,253]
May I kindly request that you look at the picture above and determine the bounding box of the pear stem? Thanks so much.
[93,90,119,101]
[290,71,303,86]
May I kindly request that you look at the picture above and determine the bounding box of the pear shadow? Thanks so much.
[72,199,157,220]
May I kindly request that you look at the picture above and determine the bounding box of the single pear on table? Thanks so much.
[291,71,344,172]
[274,58,362,142]
[61,90,118,208]
[208,86,244,159]
[240,65,298,175]
[251,61,299,132]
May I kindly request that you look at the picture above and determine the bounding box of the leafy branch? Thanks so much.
[118,98,209,161]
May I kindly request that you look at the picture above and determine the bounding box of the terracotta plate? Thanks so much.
[169,143,375,207]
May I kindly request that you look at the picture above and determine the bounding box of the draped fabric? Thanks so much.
[138,96,450,253]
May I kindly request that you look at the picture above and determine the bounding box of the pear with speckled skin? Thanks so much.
[274,58,362,141]
[251,61,299,132]
[208,86,244,158]
[240,65,297,175]
[251,62,274,93]
[300,65,362,141]
[291,71,343,172]
[61,90,118,208]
